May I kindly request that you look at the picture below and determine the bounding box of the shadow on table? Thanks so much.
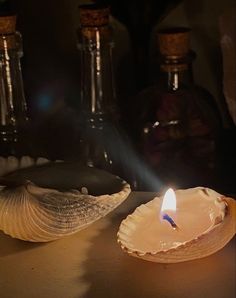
[79,209,236,298]
[0,232,44,258]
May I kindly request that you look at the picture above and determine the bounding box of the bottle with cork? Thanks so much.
[0,13,29,157]
[75,4,138,188]
[134,27,222,187]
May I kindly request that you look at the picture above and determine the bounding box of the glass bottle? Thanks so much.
[0,14,29,157]
[134,27,221,187]
[75,4,137,187]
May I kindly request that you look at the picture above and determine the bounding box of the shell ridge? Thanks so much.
[0,158,131,242]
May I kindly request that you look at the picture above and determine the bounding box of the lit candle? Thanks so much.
[118,187,236,263]
[160,188,178,230]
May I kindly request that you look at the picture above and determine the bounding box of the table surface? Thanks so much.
[0,192,235,298]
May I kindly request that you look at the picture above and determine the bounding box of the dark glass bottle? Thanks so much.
[134,28,221,187]
[0,14,29,157]
[75,4,137,187]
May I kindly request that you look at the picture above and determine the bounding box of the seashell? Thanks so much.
[0,155,50,176]
[6,156,19,173]
[36,157,50,166]
[0,157,7,176]
[0,160,131,242]
[19,156,35,169]
[117,187,236,263]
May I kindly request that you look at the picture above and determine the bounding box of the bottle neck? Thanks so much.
[158,53,195,91]
[164,67,193,91]
[0,31,28,145]
[78,25,116,118]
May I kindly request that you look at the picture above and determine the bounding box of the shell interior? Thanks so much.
[2,161,126,196]
[117,187,236,263]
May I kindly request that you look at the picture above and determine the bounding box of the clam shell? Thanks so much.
[0,158,131,242]
[0,155,63,177]
[117,188,236,263]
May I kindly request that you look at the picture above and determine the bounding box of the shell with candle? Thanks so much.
[0,156,131,242]
[117,187,236,263]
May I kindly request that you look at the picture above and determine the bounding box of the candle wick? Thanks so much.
[163,213,178,230]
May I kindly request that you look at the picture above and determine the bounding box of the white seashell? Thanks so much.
[0,160,131,242]
[6,156,19,173]
[19,156,35,169]
[117,187,236,263]
[1,156,34,176]
[36,157,50,166]
[0,157,7,176]
[0,156,58,177]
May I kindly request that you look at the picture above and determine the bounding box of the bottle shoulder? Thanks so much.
[133,81,222,137]
[135,82,220,112]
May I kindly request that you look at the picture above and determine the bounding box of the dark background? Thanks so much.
[0,0,233,122]
[1,0,236,193]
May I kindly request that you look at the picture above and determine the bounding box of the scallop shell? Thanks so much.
[117,188,236,263]
[0,155,51,177]
[0,158,131,242]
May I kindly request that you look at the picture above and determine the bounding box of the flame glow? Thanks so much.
[161,188,176,212]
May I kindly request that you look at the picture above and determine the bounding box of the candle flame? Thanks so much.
[161,188,176,212]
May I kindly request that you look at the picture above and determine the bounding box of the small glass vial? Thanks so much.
[0,14,29,156]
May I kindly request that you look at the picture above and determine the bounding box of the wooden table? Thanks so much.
[0,192,235,298]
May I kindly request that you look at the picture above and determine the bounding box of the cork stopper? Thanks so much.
[79,4,110,27]
[0,15,16,34]
[157,27,190,58]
